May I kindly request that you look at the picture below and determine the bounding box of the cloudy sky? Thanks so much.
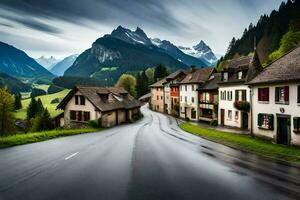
[0,0,284,59]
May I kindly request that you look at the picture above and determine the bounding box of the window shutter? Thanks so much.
[242,90,246,101]
[293,117,298,130]
[284,86,289,102]
[265,88,269,101]
[298,86,300,103]
[75,95,78,105]
[258,114,262,126]
[268,114,274,130]
[275,87,279,102]
[235,90,238,101]
[258,88,261,101]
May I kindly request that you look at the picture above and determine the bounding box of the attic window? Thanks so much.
[223,72,228,81]
[113,94,123,101]
[209,75,215,80]
[238,71,243,79]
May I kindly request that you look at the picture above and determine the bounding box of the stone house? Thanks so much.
[150,79,165,113]
[218,52,263,130]
[56,86,141,128]
[247,45,300,146]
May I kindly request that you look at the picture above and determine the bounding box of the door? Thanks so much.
[241,112,248,130]
[277,117,289,145]
[221,109,225,126]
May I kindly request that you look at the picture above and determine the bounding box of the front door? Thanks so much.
[241,112,248,130]
[277,116,290,145]
[221,109,225,126]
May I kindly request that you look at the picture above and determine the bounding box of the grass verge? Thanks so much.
[0,128,102,148]
[180,123,300,164]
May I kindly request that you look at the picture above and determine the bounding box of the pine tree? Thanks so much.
[36,98,44,115]
[31,108,53,132]
[154,64,168,82]
[0,87,15,136]
[14,93,22,110]
[136,70,149,98]
[27,97,42,120]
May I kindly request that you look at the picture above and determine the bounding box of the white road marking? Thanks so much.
[65,152,79,160]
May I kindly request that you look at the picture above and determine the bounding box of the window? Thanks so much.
[258,114,274,130]
[78,111,82,121]
[235,90,246,101]
[161,96,163,100]
[75,95,85,105]
[275,86,289,104]
[227,91,232,101]
[185,85,187,91]
[192,85,195,91]
[192,97,194,103]
[235,111,239,120]
[84,112,90,121]
[293,117,300,133]
[228,110,232,120]
[237,71,243,79]
[223,72,228,81]
[185,96,187,103]
[258,88,269,102]
[191,108,196,119]
[70,110,76,120]
[200,92,211,103]
[157,96,159,100]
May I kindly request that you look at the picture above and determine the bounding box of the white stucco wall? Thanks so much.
[64,91,101,125]
[252,83,300,145]
[218,85,251,129]
[164,83,171,114]
[179,84,199,120]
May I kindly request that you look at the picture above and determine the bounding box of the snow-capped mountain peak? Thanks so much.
[35,56,61,69]
[109,26,152,45]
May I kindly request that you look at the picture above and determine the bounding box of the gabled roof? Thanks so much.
[57,86,140,112]
[150,69,187,87]
[248,45,300,85]
[180,68,214,84]
[198,73,221,91]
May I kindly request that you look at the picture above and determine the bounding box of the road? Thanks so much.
[0,105,300,200]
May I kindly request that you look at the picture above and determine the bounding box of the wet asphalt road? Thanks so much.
[0,105,300,200]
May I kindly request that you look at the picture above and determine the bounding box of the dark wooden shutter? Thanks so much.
[235,90,238,101]
[298,86,300,103]
[70,111,76,120]
[84,112,90,121]
[78,111,82,121]
[268,114,274,130]
[258,88,262,101]
[275,87,279,102]
[75,95,79,105]
[265,88,269,101]
[80,96,85,105]
[242,90,246,101]
[293,117,298,130]
[284,86,289,102]
[258,114,262,126]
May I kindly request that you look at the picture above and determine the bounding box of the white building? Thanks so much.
[248,46,300,146]
[218,53,263,130]
[179,68,214,121]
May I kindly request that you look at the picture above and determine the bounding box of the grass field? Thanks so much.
[0,128,102,148]
[180,123,300,164]
[33,84,50,92]
[15,89,70,119]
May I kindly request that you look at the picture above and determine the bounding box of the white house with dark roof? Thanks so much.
[218,52,263,130]
[248,45,300,146]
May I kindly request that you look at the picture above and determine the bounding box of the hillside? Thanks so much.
[0,41,54,78]
[224,0,300,63]
[0,73,31,94]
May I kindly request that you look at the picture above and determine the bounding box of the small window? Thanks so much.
[157,96,159,100]
[223,72,228,81]
[185,96,187,103]
[191,108,196,119]
[84,112,90,121]
[258,114,274,130]
[227,91,232,101]
[192,85,195,91]
[70,110,76,120]
[237,71,243,79]
[192,97,194,103]
[275,86,289,104]
[297,86,300,104]
[161,96,163,100]
[75,95,79,105]
[235,90,246,101]
[293,117,300,133]
[258,88,269,102]
[185,85,187,91]
[78,111,82,121]
[228,110,232,120]
[235,111,239,120]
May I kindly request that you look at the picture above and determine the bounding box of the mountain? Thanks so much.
[224,0,300,63]
[35,56,61,69]
[0,41,54,78]
[178,40,218,65]
[50,54,78,76]
[0,73,31,94]
[150,38,207,67]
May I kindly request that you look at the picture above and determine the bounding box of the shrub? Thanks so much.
[31,88,46,98]
[88,120,101,128]
[234,101,250,112]
[50,98,60,104]
[30,109,53,132]
[210,120,218,126]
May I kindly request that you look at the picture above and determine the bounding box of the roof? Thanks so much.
[138,93,151,101]
[150,69,187,87]
[198,73,221,90]
[219,52,262,85]
[57,86,140,112]
[248,45,300,85]
[180,68,214,84]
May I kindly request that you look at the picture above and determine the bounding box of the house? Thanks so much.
[179,68,215,121]
[150,79,165,112]
[138,93,151,104]
[247,46,300,146]
[163,70,187,115]
[197,73,221,122]
[56,86,141,128]
[218,52,262,130]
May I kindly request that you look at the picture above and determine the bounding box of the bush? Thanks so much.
[132,112,143,122]
[50,98,60,104]
[234,101,250,112]
[210,120,218,126]
[31,88,46,98]
[30,109,53,132]
[47,84,64,94]
[88,120,101,128]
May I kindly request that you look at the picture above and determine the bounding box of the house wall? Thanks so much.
[101,111,117,127]
[118,109,126,124]
[151,87,164,113]
[218,85,251,129]
[199,90,218,122]
[64,91,101,127]
[164,83,172,114]
[179,84,199,121]
[252,83,300,145]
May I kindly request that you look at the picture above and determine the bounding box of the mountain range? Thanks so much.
[0,41,53,79]
[35,56,61,70]
[65,26,217,84]
[50,54,78,76]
